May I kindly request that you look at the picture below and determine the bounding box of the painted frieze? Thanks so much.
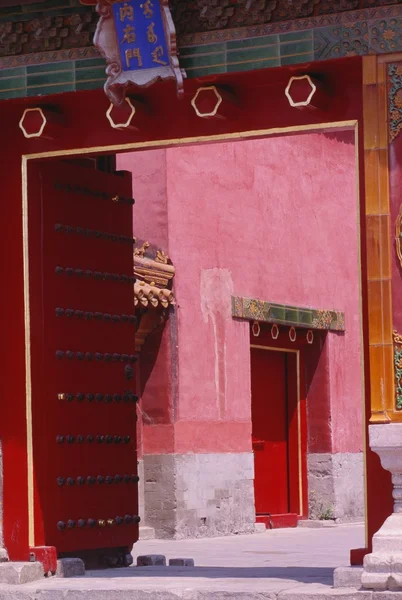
[172,0,400,34]
[387,61,402,411]
[394,330,402,410]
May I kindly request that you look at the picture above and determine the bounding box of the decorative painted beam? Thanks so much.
[231,295,345,332]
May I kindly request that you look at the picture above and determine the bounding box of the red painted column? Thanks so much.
[0,117,30,560]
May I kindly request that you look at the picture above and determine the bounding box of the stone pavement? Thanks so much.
[0,522,390,599]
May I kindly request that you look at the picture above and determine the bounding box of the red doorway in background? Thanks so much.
[251,345,304,529]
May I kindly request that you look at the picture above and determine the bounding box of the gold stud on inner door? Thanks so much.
[112,195,120,203]
[98,519,106,528]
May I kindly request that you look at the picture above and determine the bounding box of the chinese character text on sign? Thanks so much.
[113,0,169,72]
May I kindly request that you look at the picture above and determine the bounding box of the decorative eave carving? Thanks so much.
[94,0,185,106]
[0,9,98,58]
[133,240,175,351]
[171,0,398,35]
[134,241,175,288]
[0,2,401,72]
[134,281,174,308]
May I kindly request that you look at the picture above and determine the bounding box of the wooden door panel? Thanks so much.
[28,160,138,554]
[251,349,289,515]
[287,352,300,515]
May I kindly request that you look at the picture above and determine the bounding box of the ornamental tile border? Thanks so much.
[388,62,402,142]
[0,47,101,70]
[232,296,345,332]
[1,5,402,98]
[0,4,400,69]
[394,330,402,410]
[179,5,402,46]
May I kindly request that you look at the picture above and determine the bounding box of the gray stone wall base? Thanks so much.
[298,519,336,528]
[308,452,364,522]
[0,587,376,599]
[0,548,8,562]
[0,562,43,584]
[139,526,156,540]
[143,452,255,539]
[55,558,85,578]
[334,566,364,588]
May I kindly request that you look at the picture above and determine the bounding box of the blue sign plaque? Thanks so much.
[112,1,169,73]
[95,0,185,105]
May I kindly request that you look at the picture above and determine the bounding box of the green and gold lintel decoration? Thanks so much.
[231,296,345,332]
[394,329,402,410]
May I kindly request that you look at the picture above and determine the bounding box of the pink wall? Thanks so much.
[119,149,169,252]
[118,130,363,456]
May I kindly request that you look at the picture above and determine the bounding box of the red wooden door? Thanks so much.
[251,348,289,515]
[28,160,138,557]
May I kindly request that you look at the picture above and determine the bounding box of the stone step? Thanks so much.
[0,562,43,584]
[298,519,336,529]
[334,566,364,588]
[0,582,374,598]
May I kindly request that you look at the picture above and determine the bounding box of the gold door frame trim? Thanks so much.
[21,158,33,548]
[22,119,361,547]
[251,344,302,515]
[23,120,356,161]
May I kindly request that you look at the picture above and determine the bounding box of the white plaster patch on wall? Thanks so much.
[200,268,234,418]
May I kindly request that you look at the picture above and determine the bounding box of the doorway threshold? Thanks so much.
[256,513,298,529]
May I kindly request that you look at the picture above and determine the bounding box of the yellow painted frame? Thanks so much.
[362,56,395,424]
[22,119,364,547]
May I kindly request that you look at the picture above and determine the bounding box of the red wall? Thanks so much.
[0,57,366,560]
[119,130,363,457]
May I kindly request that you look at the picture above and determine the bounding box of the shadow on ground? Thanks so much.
[86,566,334,584]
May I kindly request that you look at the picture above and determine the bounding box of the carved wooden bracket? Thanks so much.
[285,75,329,111]
[191,85,240,120]
[106,96,150,130]
[19,106,64,139]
